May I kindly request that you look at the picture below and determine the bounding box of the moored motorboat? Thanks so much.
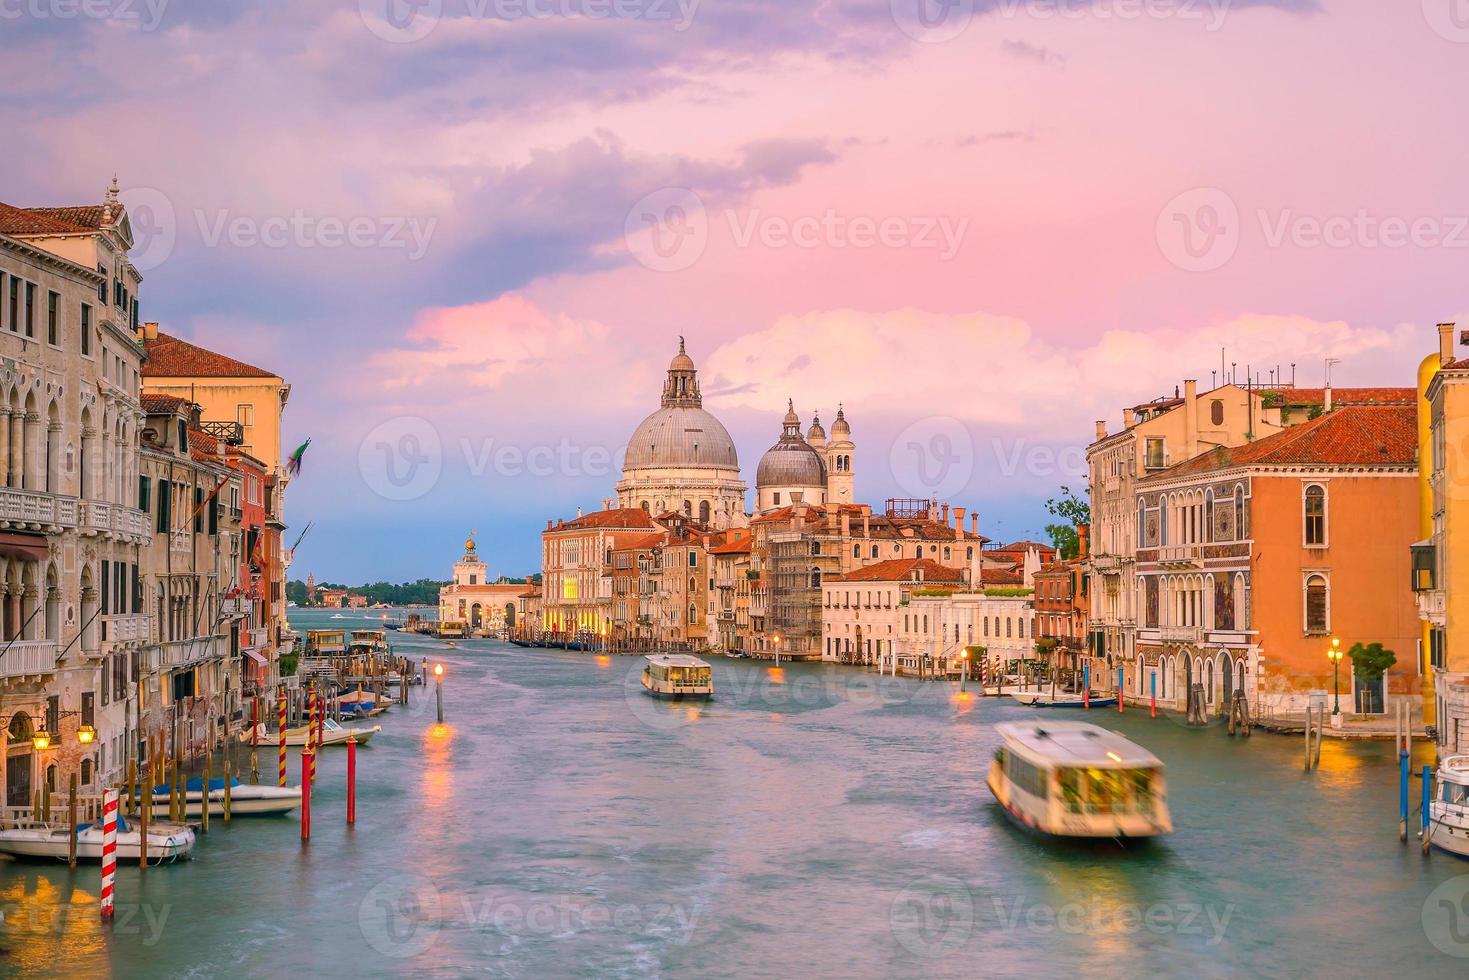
[148,777,302,817]
[1010,690,1119,709]
[0,816,195,862]
[641,654,714,700]
[240,717,380,747]
[988,721,1171,840]
[1426,755,1469,859]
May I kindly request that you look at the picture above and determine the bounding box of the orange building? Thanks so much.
[1132,401,1420,717]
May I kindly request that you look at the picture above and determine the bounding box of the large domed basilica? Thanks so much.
[615,338,748,525]
[616,339,856,524]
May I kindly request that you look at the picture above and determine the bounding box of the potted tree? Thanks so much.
[1347,642,1396,716]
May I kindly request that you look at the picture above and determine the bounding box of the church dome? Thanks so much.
[830,405,851,439]
[807,412,826,443]
[622,338,740,472]
[757,399,826,489]
[624,406,740,470]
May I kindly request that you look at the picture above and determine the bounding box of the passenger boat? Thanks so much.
[240,717,381,746]
[148,777,302,817]
[640,654,714,700]
[987,721,1172,840]
[0,817,195,862]
[337,689,392,717]
[1426,755,1469,859]
[1010,690,1119,709]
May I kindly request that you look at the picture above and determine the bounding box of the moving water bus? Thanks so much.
[640,654,714,700]
[988,721,1171,841]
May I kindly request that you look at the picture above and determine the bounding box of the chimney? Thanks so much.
[970,513,979,536]
[1183,380,1198,458]
[826,508,838,530]
[862,513,870,538]
[1123,408,1136,428]
[941,503,950,524]
[1095,421,1107,441]
[952,507,966,540]
[840,511,851,538]
[1324,385,1333,413]
[1076,523,1090,560]
[1440,323,1458,366]
[141,320,160,342]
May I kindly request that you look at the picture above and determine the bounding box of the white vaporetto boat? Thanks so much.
[240,717,380,747]
[988,721,1172,840]
[148,777,302,817]
[0,817,195,862]
[641,654,714,700]
[1426,755,1469,859]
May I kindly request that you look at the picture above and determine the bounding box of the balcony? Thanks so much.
[153,637,223,670]
[1156,545,1204,568]
[1158,625,1203,644]
[1090,554,1124,573]
[0,487,77,531]
[78,501,152,542]
[1417,590,1446,624]
[99,614,150,653]
[0,639,58,680]
[199,420,245,446]
[244,627,269,651]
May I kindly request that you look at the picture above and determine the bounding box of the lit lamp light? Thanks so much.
[1327,637,1343,716]
[961,648,970,693]
[77,725,97,746]
[31,730,52,751]
[772,632,781,666]
[434,663,444,678]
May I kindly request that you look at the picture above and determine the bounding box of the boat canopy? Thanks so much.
[996,721,1163,769]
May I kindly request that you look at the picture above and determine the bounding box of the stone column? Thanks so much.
[21,413,39,491]
[0,410,10,488]
[7,411,21,490]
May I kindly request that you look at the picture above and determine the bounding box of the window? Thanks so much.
[1210,399,1225,426]
[1145,437,1165,469]
[7,277,17,332]
[24,282,34,337]
[1304,485,1326,546]
[773,492,781,506]
[1234,484,1246,540]
[138,475,151,512]
[157,478,171,532]
[81,304,92,356]
[47,291,58,345]
[1305,574,1328,633]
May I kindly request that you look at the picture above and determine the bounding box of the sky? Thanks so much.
[4,0,1467,582]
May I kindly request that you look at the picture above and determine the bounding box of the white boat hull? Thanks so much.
[240,722,379,746]
[0,823,195,862]
[150,784,302,818]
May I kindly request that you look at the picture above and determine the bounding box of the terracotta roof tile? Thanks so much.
[1264,387,1417,407]
[142,331,278,379]
[0,201,101,236]
[836,558,964,584]
[980,568,1025,586]
[709,538,753,555]
[553,508,658,531]
[141,393,189,414]
[1145,404,1418,479]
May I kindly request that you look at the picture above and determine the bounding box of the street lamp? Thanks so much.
[772,632,781,665]
[960,649,970,693]
[31,730,51,751]
[1327,637,1343,715]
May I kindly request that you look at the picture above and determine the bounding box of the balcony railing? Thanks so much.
[100,614,150,649]
[244,627,269,651]
[153,637,222,670]
[199,420,245,445]
[1158,625,1204,644]
[77,500,152,541]
[0,487,78,529]
[0,639,58,679]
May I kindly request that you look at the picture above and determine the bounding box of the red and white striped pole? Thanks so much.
[301,746,312,841]
[309,687,318,784]
[278,690,287,787]
[346,735,357,825]
[100,788,118,921]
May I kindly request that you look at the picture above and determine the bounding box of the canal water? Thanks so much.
[2,608,1467,978]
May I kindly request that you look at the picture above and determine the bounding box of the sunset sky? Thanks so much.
[5,0,1467,581]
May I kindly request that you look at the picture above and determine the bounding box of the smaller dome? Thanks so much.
[757,443,826,489]
[807,412,826,442]
[831,405,851,438]
[783,399,800,427]
[464,536,477,553]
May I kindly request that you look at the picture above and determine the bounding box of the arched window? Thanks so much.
[1160,499,1169,546]
[810,541,821,556]
[1304,485,1326,546]
[1210,399,1225,426]
[1204,488,1214,543]
[966,547,973,560]
[1234,484,1247,540]
[699,501,711,524]
[640,500,650,511]
[689,604,697,624]
[1138,498,1147,547]
[1305,574,1328,633]
[853,544,860,558]
[871,545,879,559]
[810,569,821,589]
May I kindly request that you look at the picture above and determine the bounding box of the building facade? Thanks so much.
[437,534,527,634]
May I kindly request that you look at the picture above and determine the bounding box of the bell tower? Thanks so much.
[826,405,854,504]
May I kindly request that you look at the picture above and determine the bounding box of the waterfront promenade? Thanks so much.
[2,610,1466,978]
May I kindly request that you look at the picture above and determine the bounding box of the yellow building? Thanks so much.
[1417,323,1469,754]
